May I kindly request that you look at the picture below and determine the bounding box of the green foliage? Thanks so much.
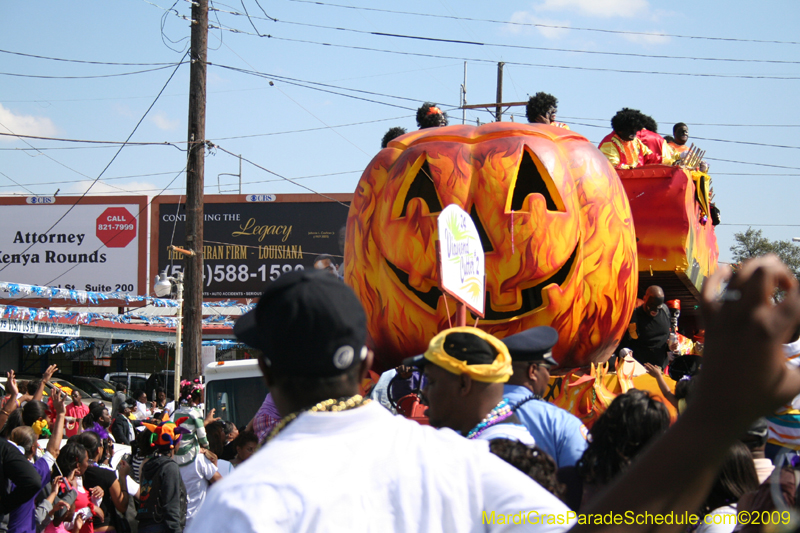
[730,228,800,281]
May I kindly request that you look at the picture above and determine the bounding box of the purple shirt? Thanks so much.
[252,393,281,441]
[8,452,54,533]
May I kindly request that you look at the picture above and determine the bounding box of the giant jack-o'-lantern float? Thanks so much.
[345,122,638,371]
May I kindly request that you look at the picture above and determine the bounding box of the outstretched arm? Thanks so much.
[46,388,67,458]
[32,364,58,402]
[574,256,800,533]
[644,363,677,408]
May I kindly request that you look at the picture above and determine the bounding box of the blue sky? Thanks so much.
[2,0,799,265]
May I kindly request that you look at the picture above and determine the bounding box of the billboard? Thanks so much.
[0,196,148,306]
[150,194,351,300]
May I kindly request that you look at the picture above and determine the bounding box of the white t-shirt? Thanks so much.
[135,401,152,420]
[216,459,235,477]
[179,451,219,526]
[696,505,738,533]
[187,401,570,533]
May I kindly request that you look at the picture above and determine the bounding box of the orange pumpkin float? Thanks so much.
[345,122,638,371]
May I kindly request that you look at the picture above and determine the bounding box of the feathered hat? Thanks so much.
[142,412,191,450]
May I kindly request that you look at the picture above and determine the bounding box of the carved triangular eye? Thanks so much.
[509,150,565,212]
[400,160,443,216]
[470,205,494,253]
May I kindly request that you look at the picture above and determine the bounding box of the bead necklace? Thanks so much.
[466,398,513,440]
[264,394,369,444]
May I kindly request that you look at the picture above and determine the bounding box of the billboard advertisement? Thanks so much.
[150,194,351,300]
[0,196,147,306]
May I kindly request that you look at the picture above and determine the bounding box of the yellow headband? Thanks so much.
[423,327,513,383]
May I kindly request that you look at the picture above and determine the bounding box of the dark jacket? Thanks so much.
[137,455,186,533]
[111,413,137,445]
[0,437,41,531]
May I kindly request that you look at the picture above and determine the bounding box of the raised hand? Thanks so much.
[43,364,58,382]
[696,255,800,427]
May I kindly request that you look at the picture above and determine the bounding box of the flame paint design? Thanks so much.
[546,368,678,428]
[345,123,638,371]
[617,166,719,292]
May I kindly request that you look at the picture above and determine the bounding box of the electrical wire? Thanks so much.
[285,0,800,47]
[0,48,179,66]
[0,53,188,274]
[260,34,800,81]
[0,171,186,190]
[210,64,447,110]
[0,63,186,80]
[263,17,800,66]
[212,143,351,208]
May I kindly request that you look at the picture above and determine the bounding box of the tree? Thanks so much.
[730,228,800,281]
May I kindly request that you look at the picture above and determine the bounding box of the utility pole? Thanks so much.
[495,62,504,122]
[183,0,208,380]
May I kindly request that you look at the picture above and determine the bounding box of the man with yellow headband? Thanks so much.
[405,326,536,445]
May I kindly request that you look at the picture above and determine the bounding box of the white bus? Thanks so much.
[204,359,268,429]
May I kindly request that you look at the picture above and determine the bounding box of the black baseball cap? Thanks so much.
[502,326,559,365]
[403,331,498,367]
[234,269,368,377]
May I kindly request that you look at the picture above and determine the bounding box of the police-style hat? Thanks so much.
[234,269,368,377]
[501,326,559,366]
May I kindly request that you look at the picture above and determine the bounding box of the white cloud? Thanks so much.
[622,31,670,44]
[507,11,572,39]
[113,103,138,119]
[67,179,161,197]
[536,0,650,18]
[0,104,57,142]
[151,111,180,131]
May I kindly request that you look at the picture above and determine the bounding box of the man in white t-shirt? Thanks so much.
[187,270,570,533]
[179,450,220,528]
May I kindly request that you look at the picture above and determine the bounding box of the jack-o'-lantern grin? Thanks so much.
[383,147,579,321]
[346,122,638,369]
[385,243,578,320]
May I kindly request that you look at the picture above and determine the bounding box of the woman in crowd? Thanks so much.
[73,431,131,533]
[228,431,258,467]
[205,421,234,477]
[133,390,153,421]
[694,441,759,533]
[53,442,103,533]
[560,389,671,510]
[65,389,89,438]
[489,440,566,500]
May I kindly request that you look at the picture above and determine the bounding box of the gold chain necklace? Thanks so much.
[264,394,369,444]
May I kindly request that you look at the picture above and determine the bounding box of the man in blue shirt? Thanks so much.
[502,327,589,468]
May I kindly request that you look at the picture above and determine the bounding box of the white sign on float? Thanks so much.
[437,204,485,317]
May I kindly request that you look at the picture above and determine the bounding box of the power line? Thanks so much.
[0,63,186,80]
[286,0,800,47]
[0,54,188,274]
[0,132,183,147]
[256,16,800,66]
[211,63,420,110]
[212,143,351,208]
[719,224,800,227]
[19,169,364,196]
[0,48,180,66]
[261,35,800,81]
[0,171,186,190]
[188,8,800,81]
